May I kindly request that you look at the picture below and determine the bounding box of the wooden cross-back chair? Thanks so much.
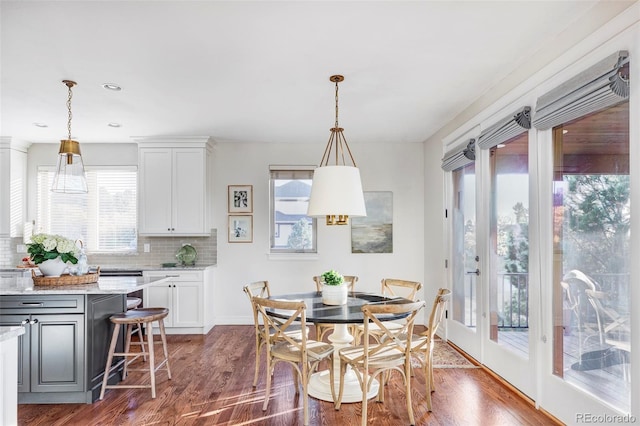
[334,300,425,426]
[353,278,422,344]
[242,281,308,388]
[409,288,451,411]
[312,275,359,341]
[252,296,335,426]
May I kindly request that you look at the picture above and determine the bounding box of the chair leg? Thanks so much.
[361,376,369,426]
[405,362,415,425]
[158,319,172,380]
[425,363,433,411]
[253,337,262,388]
[302,367,309,426]
[147,322,156,399]
[136,322,147,362]
[99,323,120,400]
[335,360,346,410]
[122,324,133,379]
[263,355,272,411]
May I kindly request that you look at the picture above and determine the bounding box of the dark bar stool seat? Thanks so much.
[100,307,172,399]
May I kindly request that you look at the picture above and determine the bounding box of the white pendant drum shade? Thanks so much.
[307,165,366,218]
[307,75,366,225]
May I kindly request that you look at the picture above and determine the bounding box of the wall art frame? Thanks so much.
[351,191,393,253]
[228,185,253,213]
[228,214,253,243]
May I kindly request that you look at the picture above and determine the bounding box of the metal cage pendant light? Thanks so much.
[51,80,88,193]
[307,75,366,225]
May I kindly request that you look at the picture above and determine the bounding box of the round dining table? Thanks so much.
[267,291,413,403]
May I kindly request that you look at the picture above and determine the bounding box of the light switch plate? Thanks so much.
[144,243,150,253]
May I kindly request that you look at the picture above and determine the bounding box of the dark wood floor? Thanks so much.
[18,325,558,426]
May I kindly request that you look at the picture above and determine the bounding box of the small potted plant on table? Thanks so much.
[321,269,347,305]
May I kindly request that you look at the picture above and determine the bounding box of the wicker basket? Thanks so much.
[31,267,101,286]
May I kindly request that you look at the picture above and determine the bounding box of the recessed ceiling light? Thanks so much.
[102,83,122,91]
[107,122,122,128]
[33,122,48,128]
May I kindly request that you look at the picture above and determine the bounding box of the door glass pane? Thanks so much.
[552,102,630,411]
[452,163,477,328]
[489,133,529,356]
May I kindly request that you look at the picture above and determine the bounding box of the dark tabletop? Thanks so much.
[267,291,413,324]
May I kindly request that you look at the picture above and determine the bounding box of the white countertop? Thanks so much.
[0,275,169,295]
[0,326,25,342]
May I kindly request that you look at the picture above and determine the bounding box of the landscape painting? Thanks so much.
[351,191,393,253]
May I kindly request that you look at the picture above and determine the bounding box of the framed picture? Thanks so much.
[351,191,393,253]
[228,185,253,213]
[228,215,253,243]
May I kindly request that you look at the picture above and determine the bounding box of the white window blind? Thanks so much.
[37,166,137,253]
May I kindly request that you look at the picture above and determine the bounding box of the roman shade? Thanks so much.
[441,139,475,171]
[477,106,531,150]
[533,51,629,130]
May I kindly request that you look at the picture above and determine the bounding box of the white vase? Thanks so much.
[322,283,348,305]
[38,258,68,277]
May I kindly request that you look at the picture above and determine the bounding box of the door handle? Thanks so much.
[29,319,39,325]
[21,318,30,325]
[466,269,480,276]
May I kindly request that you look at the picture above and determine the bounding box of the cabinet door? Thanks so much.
[30,314,85,393]
[139,148,173,234]
[0,315,29,393]
[172,148,206,234]
[0,148,9,236]
[173,282,203,327]
[145,283,174,327]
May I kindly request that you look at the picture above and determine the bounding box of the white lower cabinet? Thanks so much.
[143,270,205,334]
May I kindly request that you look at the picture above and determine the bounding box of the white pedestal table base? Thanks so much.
[307,323,379,403]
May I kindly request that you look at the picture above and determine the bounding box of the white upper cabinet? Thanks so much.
[137,137,212,236]
[0,138,27,238]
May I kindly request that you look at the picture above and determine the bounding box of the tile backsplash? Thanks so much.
[0,229,217,268]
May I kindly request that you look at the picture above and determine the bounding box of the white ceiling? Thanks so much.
[0,1,632,146]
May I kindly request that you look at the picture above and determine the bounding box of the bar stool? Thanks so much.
[100,307,172,399]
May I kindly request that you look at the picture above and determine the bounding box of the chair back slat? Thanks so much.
[381,278,422,301]
[243,281,272,330]
[362,301,425,363]
[252,297,307,351]
[425,288,451,340]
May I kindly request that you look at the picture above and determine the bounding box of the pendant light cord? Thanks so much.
[67,83,73,140]
[335,79,340,129]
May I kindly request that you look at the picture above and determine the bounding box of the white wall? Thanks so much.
[212,140,424,324]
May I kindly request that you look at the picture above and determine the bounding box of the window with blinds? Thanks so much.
[36,166,138,253]
[269,166,317,253]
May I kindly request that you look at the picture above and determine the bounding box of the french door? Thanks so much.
[447,133,536,396]
[447,162,481,359]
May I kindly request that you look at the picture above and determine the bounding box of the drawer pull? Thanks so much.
[165,274,180,278]
[20,302,44,306]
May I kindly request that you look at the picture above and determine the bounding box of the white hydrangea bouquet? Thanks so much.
[27,233,80,265]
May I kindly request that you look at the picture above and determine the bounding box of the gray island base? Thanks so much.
[0,275,169,404]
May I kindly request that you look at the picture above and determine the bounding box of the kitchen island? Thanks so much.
[0,274,169,404]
